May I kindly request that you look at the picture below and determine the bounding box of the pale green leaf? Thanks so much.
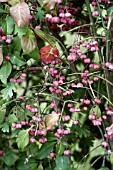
[56,156,70,170]
[0,62,12,84]
[1,82,15,100]
[17,129,29,150]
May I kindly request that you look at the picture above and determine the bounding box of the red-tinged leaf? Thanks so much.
[40,45,59,64]
[0,48,3,66]
[45,113,59,130]
[10,2,30,28]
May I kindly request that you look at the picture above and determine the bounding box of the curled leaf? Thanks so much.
[45,113,59,130]
[10,2,30,28]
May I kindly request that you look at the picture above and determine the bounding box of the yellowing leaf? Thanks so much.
[10,2,30,28]
[0,0,9,2]
[45,114,59,130]
[0,48,3,66]
[21,29,37,54]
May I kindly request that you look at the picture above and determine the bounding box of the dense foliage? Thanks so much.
[0,0,113,169]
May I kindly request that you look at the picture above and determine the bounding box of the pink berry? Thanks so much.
[64,150,71,156]
[67,103,73,108]
[50,102,56,107]
[69,108,75,113]
[26,104,32,110]
[10,78,16,83]
[101,141,108,147]
[2,36,7,40]
[16,124,22,128]
[84,58,91,63]
[50,152,56,158]
[94,98,101,104]
[6,39,12,44]
[73,120,78,125]
[64,115,70,121]
[35,25,41,30]
[102,115,107,120]
[30,138,36,143]
[21,121,26,125]
[12,123,16,128]
[53,81,59,87]
[16,78,22,83]
[21,73,27,78]
[18,96,24,100]
[93,77,98,81]
[39,138,44,143]
[36,117,42,122]
[63,129,70,134]
[84,99,91,105]
[6,56,10,60]
[0,150,4,156]
[57,128,63,135]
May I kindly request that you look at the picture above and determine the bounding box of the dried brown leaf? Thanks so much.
[45,114,59,130]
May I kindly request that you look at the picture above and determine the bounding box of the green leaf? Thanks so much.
[28,47,40,62]
[1,82,15,100]
[0,122,9,133]
[107,6,113,15]
[17,129,29,150]
[89,105,101,118]
[46,132,57,142]
[0,62,12,84]
[34,29,56,47]
[16,154,28,170]
[11,129,20,138]
[6,16,14,35]
[2,16,14,35]
[8,114,18,124]
[98,167,110,170]
[37,164,43,170]
[21,29,37,54]
[56,142,65,156]
[10,51,26,67]
[37,141,56,159]
[55,156,70,170]
[14,25,29,38]
[0,110,5,124]
[74,125,90,138]
[110,152,113,165]
[9,36,21,52]
[36,7,45,22]
[2,148,15,166]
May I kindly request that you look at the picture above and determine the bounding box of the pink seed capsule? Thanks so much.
[101,141,108,147]
[84,58,91,63]
[30,138,36,143]
[64,115,70,121]
[73,120,78,125]
[64,150,71,156]
[21,73,27,78]
[84,99,91,105]
[6,56,10,60]
[49,152,56,158]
